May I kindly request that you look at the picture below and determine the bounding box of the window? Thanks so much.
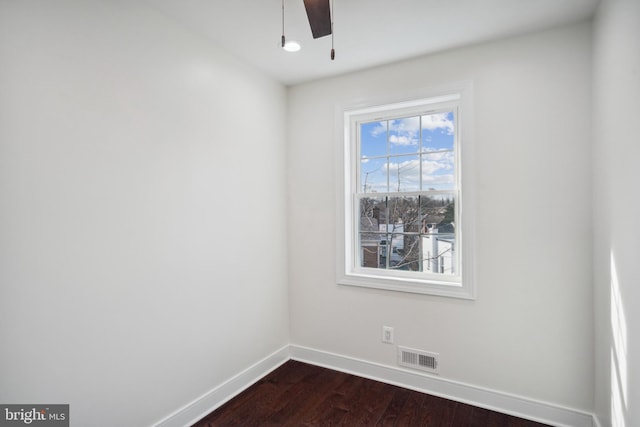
[337,87,474,298]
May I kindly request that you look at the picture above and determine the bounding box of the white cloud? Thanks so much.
[422,160,450,174]
[423,151,454,161]
[388,118,419,148]
[394,117,420,133]
[363,155,455,192]
[384,156,453,175]
[361,115,455,192]
[370,121,387,137]
[368,114,454,146]
[422,113,454,135]
[389,134,417,146]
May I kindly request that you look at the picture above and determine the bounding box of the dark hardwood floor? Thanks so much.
[192,360,551,427]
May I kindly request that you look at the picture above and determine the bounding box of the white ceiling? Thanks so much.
[142,0,599,86]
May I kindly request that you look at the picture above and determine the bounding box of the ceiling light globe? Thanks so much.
[283,40,301,52]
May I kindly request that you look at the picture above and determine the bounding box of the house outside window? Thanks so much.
[337,86,475,298]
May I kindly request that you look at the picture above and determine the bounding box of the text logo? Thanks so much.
[0,405,68,427]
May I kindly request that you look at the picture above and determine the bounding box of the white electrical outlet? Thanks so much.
[382,326,394,344]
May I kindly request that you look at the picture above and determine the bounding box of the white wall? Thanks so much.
[288,22,593,411]
[0,1,288,426]
[593,1,640,426]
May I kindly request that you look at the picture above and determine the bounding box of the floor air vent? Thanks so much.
[398,346,439,374]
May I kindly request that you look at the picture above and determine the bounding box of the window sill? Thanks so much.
[338,272,475,299]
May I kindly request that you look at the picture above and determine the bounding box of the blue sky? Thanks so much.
[360,111,455,193]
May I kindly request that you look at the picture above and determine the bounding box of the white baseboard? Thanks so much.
[289,344,597,427]
[153,344,599,427]
[153,345,289,427]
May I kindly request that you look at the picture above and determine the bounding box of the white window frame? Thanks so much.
[336,83,475,299]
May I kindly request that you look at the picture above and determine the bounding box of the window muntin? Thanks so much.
[340,92,472,297]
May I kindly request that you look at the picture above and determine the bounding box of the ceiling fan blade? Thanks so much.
[303,0,332,39]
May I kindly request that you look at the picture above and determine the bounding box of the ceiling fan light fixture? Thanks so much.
[283,40,301,52]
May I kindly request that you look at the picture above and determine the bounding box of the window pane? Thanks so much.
[386,196,418,233]
[379,198,420,271]
[422,150,455,191]
[359,196,387,233]
[390,234,421,271]
[421,111,454,152]
[421,195,456,275]
[358,195,456,275]
[389,116,420,156]
[388,155,420,192]
[423,233,455,274]
[361,121,387,158]
[386,196,419,231]
[360,157,387,193]
[359,196,387,269]
[421,194,455,233]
